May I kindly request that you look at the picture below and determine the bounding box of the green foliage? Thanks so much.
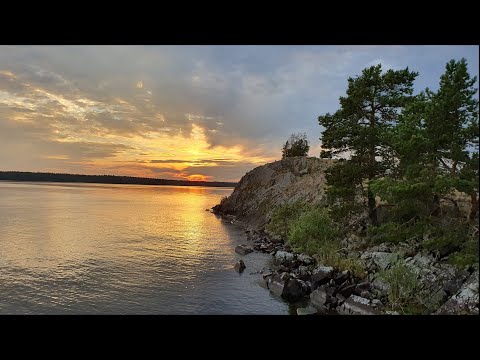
[449,252,479,269]
[287,207,339,253]
[282,133,310,158]
[268,205,366,278]
[422,218,470,255]
[318,64,418,225]
[314,241,367,279]
[266,202,310,239]
[378,259,421,311]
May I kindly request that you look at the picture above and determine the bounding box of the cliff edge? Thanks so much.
[213,157,334,228]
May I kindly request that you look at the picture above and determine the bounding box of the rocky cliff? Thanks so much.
[213,157,334,228]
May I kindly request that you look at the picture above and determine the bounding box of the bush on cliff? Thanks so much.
[287,207,339,254]
[266,202,311,239]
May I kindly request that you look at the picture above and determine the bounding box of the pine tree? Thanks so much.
[282,133,310,158]
[319,64,418,225]
[425,59,479,219]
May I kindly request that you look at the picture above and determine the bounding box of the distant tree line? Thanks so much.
[0,171,237,188]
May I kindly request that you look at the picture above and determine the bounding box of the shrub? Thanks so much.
[378,259,421,312]
[287,207,339,253]
[266,202,310,239]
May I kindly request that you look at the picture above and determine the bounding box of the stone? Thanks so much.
[337,295,379,315]
[297,306,318,315]
[282,278,308,302]
[339,284,357,298]
[435,270,479,315]
[372,276,390,295]
[385,310,400,315]
[298,254,314,266]
[336,293,346,304]
[335,270,350,284]
[425,289,449,310]
[443,270,470,296]
[355,281,372,294]
[235,245,253,255]
[311,266,335,287]
[325,286,336,297]
[371,252,398,270]
[310,286,330,309]
[274,251,296,267]
[267,273,307,301]
[268,273,289,297]
[294,266,312,281]
[359,290,374,300]
[234,260,246,273]
[412,253,433,268]
[371,299,383,308]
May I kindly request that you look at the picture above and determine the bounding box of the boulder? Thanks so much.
[283,279,309,301]
[311,266,335,287]
[274,251,296,267]
[443,270,470,296]
[337,295,379,315]
[338,284,356,298]
[298,254,314,266]
[310,286,330,309]
[293,266,312,281]
[268,273,307,301]
[334,270,350,284]
[355,281,372,294]
[234,260,246,273]
[297,306,318,315]
[371,252,398,270]
[235,245,253,255]
[435,270,479,315]
[268,273,289,297]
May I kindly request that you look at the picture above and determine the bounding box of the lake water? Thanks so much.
[0,181,289,314]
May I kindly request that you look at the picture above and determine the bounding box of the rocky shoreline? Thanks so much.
[217,213,479,315]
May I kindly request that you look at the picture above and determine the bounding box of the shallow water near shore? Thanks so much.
[0,181,289,314]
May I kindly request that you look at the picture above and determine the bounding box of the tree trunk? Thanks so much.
[470,193,479,220]
[368,187,378,226]
[451,160,458,176]
[431,193,441,216]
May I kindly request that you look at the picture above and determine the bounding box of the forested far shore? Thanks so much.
[0,171,237,188]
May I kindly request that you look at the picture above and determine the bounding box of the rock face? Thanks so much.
[213,157,334,228]
[435,270,479,315]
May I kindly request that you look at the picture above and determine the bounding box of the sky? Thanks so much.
[0,45,478,182]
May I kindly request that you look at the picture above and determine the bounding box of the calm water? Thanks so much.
[0,181,289,314]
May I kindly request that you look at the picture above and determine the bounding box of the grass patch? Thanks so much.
[377,259,423,314]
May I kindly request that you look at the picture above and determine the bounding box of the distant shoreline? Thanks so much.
[0,171,237,188]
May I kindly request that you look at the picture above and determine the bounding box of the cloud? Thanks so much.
[0,45,478,181]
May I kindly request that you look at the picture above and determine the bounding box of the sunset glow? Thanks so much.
[1,46,478,181]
